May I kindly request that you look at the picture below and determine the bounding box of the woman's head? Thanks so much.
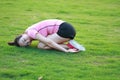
[8,34,31,47]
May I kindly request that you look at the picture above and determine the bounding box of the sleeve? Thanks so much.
[27,29,38,39]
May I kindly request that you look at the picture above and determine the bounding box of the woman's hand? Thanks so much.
[67,48,79,53]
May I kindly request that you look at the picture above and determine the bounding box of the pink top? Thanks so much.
[25,19,65,39]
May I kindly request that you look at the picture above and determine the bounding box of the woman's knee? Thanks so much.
[37,43,46,49]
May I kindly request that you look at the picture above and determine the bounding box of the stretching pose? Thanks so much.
[8,19,85,53]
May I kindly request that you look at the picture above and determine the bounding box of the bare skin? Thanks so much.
[37,33,69,49]
[18,34,32,46]
[18,33,79,53]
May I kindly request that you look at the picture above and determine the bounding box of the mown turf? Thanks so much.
[0,0,120,80]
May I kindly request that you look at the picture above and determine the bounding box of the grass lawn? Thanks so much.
[0,0,120,80]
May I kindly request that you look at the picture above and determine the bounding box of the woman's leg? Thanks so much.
[37,33,70,49]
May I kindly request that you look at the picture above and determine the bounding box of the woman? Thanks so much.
[8,19,80,53]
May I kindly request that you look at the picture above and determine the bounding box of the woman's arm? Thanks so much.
[37,42,69,50]
[35,33,68,52]
[35,33,78,52]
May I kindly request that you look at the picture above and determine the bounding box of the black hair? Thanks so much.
[8,35,22,47]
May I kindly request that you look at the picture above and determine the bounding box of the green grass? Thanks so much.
[0,0,120,80]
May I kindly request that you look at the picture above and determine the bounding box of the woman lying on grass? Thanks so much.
[8,19,85,53]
